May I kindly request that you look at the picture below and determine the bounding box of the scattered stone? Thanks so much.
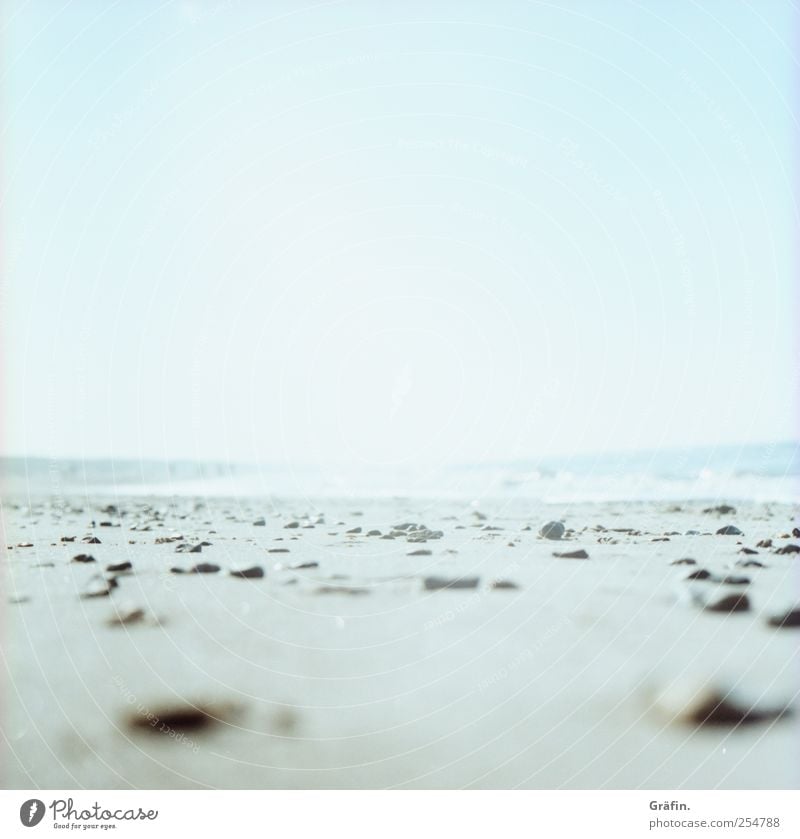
[654,683,788,727]
[685,530,700,535]
[716,575,750,586]
[106,561,133,574]
[315,585,368,595]
[491,580,519,590]
[424,576,480,591]
[60,536,76,543]
[775,544,800,555]
[756,539,773,548]
[685,569,712,580]
[71,554,96,563]
[191,563,220,574]
[670,558,696,566]
[289,561,318,570]
[81,574,118,598]
[553,548,589,559]
[175,543,203,553]
[346,527,362,534]
[703,505,736,515]
[252,517,266,526]
[539,521,565,540]
[16,542,34,548]
[284,521,300,529]
[766,608,800,629]
[366,530,381,536]
[230,566,264,579]
[735,559,766,568]
[793,528,800,538]
[82,536,101,544]
[107,607,147,627]
[155,535,184,544]
[738,547,758,555]
[716,525,742,536]
[408,548,432,556]
[128,702,233,735]
[704,592,750,613]
[268,548,290,553]
[380,534,395,540]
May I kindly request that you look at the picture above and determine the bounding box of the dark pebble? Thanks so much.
[702,505,736,515]
[685,569,712,580]
[82,536,102,544]
[735,559,766,568]
[424,576,480,590]
[284,522,300,529]
[716,525,743,536]
[107,561,133,574]
[191,563,220,574]
[686,690,786,726]
[775,544,800,555]
[491,580,519,590]
[268,548,290,553]
[230,566,264,579]
[539,521,565,540]
[704,592,750,613]
[81,575,118,598]
[253,517,266,526]
[738,547,758,555]
[766,608,800,629]
[72,554,96,563]
[670,558,696,566]
[408,548,432,556]
[756,539,773,548]
[553,548,589,559]
[346,527,362,534]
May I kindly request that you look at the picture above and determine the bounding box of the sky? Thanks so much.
[2,0,797,469]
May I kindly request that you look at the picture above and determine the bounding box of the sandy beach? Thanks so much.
[2,493,798,789]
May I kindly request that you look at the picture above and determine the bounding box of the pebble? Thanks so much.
[704,592,750,613]
[553,548,589,559]
[175,543,203,553]
[230,566,264,579]
[107,607,147,627]
[735,559,765,568]
[685,569,712,580]
[766,608,800,629]
[71,554,96,563]
[81,575,118,598]
[408,548,432,556]
[756,539,773,548]
[191,563,220,574]
[738,547,758,555]
[491,580,519,590]
[252,517,266,526]
[284,522,300,529]
[346,527,362,534]
[315,585,368,595]
[539,521,565,540]
[716,525,743,536]
[775,544,800,555]
[670,558,696,566]
[107,561,133,574]
[703,505,736,515]
[128,702,233,735]
[268,548,290,553]
[82,536,101,544]
[366,530,381,536]
[424,576,480,590]
[654,683,787,726]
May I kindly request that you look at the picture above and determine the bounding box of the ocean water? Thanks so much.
[3,442,798,503]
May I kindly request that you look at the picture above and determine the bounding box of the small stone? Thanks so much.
[289,561,318,570]
[756,539,773,548]
[366,530,381,536]
[704,592,750,613]
[408,548,432,556]
[315,585,368,595]
[539,521,565,540]
[738,547,758,555]
[284,521,300,529]
[230,566,264,579]
[654,683,787,727]
[716,575,750,585]
[793,528,800,538]
[766,608,800,629]
[108,607,147,627]
[346,527,362,534]
[191,563,220,574]
[670,558,696,566]
[491,580,519,590]
[685,569,712,580]
[424,576,480,590]
[71,553,96,563]
[81,574,118,598]
[735,559,766,568]
[553,548,588,559]
[107,561,133,574]
[775,544,800,555]
[60,536,76,543]
[268,548,290,553]
[702,505,736,515]
[82,536,101,544]
[175,543,203,553]
[716,525,742,536]
[253,517,266,526]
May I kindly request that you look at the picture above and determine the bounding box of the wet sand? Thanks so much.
[2,495,799,789]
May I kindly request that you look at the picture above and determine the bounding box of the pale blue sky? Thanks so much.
[3,1,797,467]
